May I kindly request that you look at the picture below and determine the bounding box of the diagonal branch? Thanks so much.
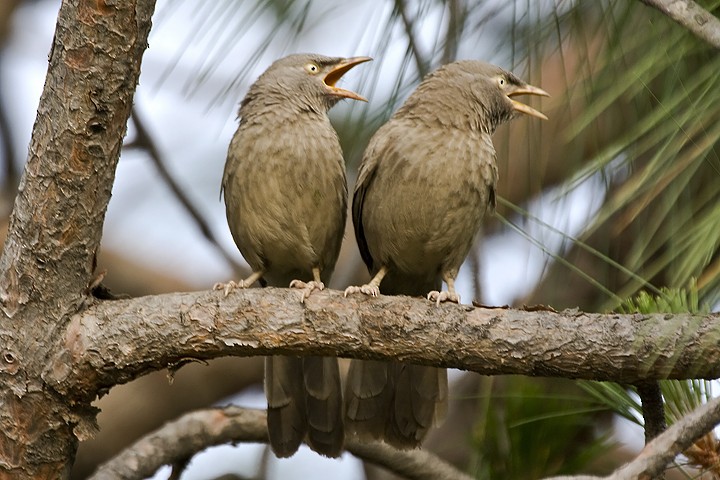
[0,0,157,318]
[394,0,431,77]
[126,106,246,275]
[45,287,720,403]
[0,0,159,475]
[89,407,473,480]
[639,0,720,49]
[546,395,720,480]
[611,394,720,478]
[86,394,720,480]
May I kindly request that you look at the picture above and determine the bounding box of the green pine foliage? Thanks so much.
[469,377,615,479]
[580,284,716,476]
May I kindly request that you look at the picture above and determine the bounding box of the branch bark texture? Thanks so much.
[0,0,157,477]
[640,0,720,48]
[45,287,720,403]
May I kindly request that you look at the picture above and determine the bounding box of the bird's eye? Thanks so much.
[305,63,320,74]
[498,77,506,87]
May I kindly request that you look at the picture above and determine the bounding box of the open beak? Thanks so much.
[507,84,550,120]
[324,56,372,102]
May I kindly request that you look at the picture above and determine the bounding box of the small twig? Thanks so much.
[639,0,720,49]
[168,457,190,480]
[89,406,473,480]
[255,445,272,480]
[0,53,18,194]
[127,106,246,275]
[394,0,431,77]
[467,244,483,304]
[636,381,667,479]
[441,0,465,65]
[637,381,667,444]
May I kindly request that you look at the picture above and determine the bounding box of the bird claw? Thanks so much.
[344,284,380,298]
[289,280,324,303]
[213,280,247,297]
[427,290,460,306]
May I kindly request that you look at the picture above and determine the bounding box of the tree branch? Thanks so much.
[440,0,465,65]
[126,106,246,275]
[87,395,720,480]
[90,407,473,480]
[394,0,430,77]
[0,58,18,193]
[547,395,720,480]
[0,0,157,317]
[636,381,667,443]
[639,0,720,49]
[44,287,720,402]
[0,0,158,475]
[612,394,720,479]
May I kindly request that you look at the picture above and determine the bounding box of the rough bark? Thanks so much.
[40,288,720,405]
[0,0,156,477]
[637,382,667,443]
[640,0,720,49]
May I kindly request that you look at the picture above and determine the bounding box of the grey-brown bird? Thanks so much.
[220,53,370,458]
[344,60,548,448]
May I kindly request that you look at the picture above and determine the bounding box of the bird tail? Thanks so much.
[265,356,307,457]
[263,273,344,458]
[265,355,344,458]
[345,274,448,448]
[345,359,393,441]
[304,356,344,457]
[386,364,448,448]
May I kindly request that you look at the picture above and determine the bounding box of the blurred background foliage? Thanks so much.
[0,0,718,478]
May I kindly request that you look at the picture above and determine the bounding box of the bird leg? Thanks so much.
[213,270,265,297]
[427,274,461,306]
[344,265,388,298]
[289,267,324,303]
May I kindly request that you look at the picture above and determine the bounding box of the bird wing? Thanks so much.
[351,140,380,272]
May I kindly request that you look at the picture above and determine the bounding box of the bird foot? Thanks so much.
[213,280,248,297]
[344,284,380,298]
[427,290,460,306]
[289,279,324,303]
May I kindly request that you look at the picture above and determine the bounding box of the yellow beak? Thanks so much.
[324,56,373,102]
[507,84,550,120]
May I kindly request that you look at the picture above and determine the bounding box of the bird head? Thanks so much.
[242,54,372,115]
[400,60,548,133]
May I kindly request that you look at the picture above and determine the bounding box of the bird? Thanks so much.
[218,53,371,458]
[344,60,548,448]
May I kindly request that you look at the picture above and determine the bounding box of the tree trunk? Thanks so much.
[0,0,156,477]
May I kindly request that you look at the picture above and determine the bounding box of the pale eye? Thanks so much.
[498,77,506,87]
[305,63,320,74]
